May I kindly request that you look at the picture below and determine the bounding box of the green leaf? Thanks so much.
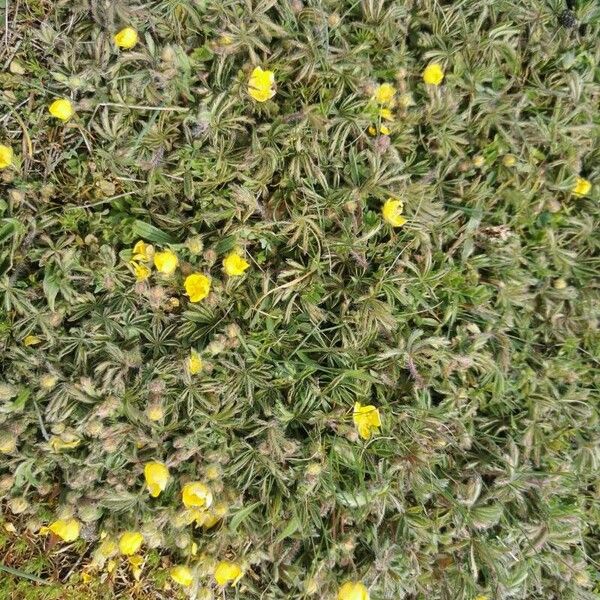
[132,220,177,245]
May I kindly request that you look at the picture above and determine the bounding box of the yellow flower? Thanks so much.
[114,27,139,49]
[572,176,591,197]
[131,262,151,281]
[0,145,13,169]
[153,249,178,275]
[502,154,516,167]
[50,436,80,451]
[214,561,243,586]
[106,559,117,573]
[184,273,211,302]
[379,108,394,121]
[423,63,444,86]
[0,433,17,454]
[353,402,381,440]
[119,531,143,555]
[472,155,485,168]
[182,481,213,508]
[381,198,406,227]
[48,98,74,121]
[23,335,41,346]
[132,240,153,262]
[45,518,80,542]
[188,351,203,375]
[373,83,396,106]
[146,403,164,421]
[248,66,276,102]
[128,554,144,581]
[144,461,169,497]
[337,581,369,600]
[223,251,250,276]
[171,565,193,587]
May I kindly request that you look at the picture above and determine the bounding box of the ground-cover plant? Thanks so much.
[0,0,599,598]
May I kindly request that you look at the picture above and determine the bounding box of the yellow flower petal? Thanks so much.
[98,537,119,558]
[23,335,41,346]
[153,249,178,275]
[184,273,211,302]
[47,518,80,542]
[378,108,394,121]
[114,27,138,49]
[171,565,193,587]
[381,198,406,227]
[132,240,153,261]
[223,252,250,276]
[131,261,151,281]
[214,561,243,586]
[182,481,213,508]
[144,461,169,498]
[119,531,143,555]
[338,581,370,600]
[50,436,80,451]
[353,402,381,440]
[423,63,444,86]
[373,83,396,106]
[48,98,74,121]
[0,145,14,169]
[572,177,591,197]
[188,351,203,375]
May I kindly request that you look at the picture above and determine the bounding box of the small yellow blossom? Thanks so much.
[81,571,93,584]
[153,249,178,275]
[182,481,213,508]
[378,108,394,121]
[572,177,591,197]
[373,83,396,106]
[171,565,193,587]
[43,518,80,542]
[114,27,139,49]
[353,402,381,440]
[132,240,153,262]
[146,403,164,421]
[131,262,151,281]
[119,531,144,555]
[40,374,58,390]
[423,63,444,86]
[50,436,80,451]
[502,154,516,167]
[338,581,369,600]
[184,273,211,302]
[214,560,243,586]
[472,155,485,168]
[23,335,41,346]
[223,251,250,276]
[106,559,117,573]
[48,98,74,121]
[128,554,144,580]
[0,145,13,169]
[248,66,276,102]
[188,351,203,375]
[144,461,169,497]
[381,198,406,227]
[0,433,17,454]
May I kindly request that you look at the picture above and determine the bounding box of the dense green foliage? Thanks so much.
[0,0,599,598]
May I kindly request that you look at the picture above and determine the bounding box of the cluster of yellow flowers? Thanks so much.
[40,464,243,589]
[129,240,249,301]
